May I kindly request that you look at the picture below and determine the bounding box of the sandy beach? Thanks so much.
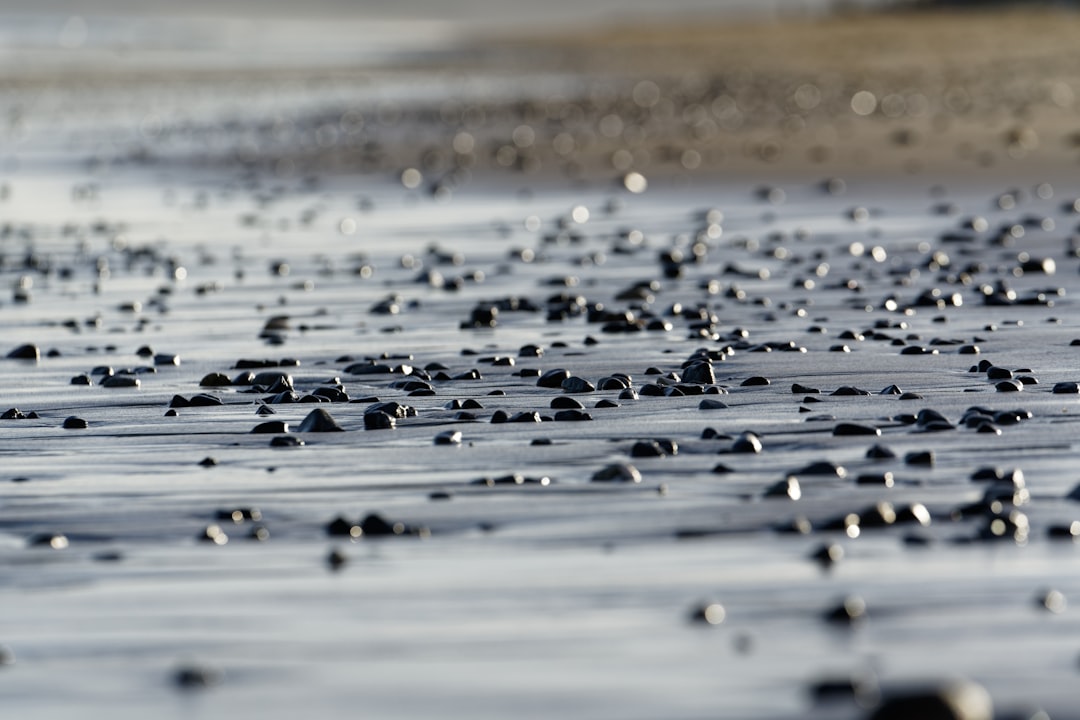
[1,6,1080,719]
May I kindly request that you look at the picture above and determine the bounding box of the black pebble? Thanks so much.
[252,420,288,434]
[554,410,592,421]
[866,444,896,460]
[867,681,992,720]
[699,398,729,410]
[792,383,820,394]
[995,380,1023,392]
[741,376,770,387]
[833,423,880,437]
[434,430,463,445]
[70,374,93,386]
[537,368,571,388]
[298,408,344,432]
[173,665,222,690]
[551,396,584,409]
[731,432,762,454]
[905,451,934,467]
[6,344,39,360]
[1052,382,1080,394]
[62,416,88,429]
[364,412,395,430]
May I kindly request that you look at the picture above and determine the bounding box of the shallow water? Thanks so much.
[3,8,1080,720]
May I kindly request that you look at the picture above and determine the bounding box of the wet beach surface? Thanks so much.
[3,7,1080,719]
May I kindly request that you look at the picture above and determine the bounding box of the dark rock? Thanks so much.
[833,423,880,437]
[856,472,894,487]
[699,398,729,410]
[995,380,1023,392]
[879,385,902,395]
[796,461,846,478]
[740,376,770,387]
[764,476,801,500]
[682,363,716,384]
[866,444,896,460]
[591,463,642,483]
[199,457,218,467]
[595,399,620,408]
[298,408,344,432]
[434,430,462,445]
[252,421,288,434]
[70,374,93,386]
[824,595,866,625]
[101,376,140,388]
[62,416,88,429]
[830,386,870,396]
[509,411,542,423]
[905,451,934,467]
[731,432,763,454]
[618,388,639,400]
[561,376,596,393]
[365,401,414,419]
[364,412,395,430]
[173,664,223,690]
[551,396,584,409]
[554,410,592,421]
[6,344,39,360]
[811,543,844,569]
[986,365,1012,380]
[537,368,571,388]
[867,680,992,720]
[199,372,232,387]
[1052,382,1080,394]
[792,383,820,394]
[270,435,304,447]
[631,440,668,458]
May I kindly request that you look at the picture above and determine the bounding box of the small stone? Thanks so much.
[173,664,223,690]
[199,372,232,387]
[740,376,770,386]
[631,440,668,458]
[824,595,866,625]
[833,423,880,437]
[554,410,592,421]
[866,444,896,460]
[252,420,288,434]
[764,476,801,500]
[830,386,870,396]
[867,680,993,720]
[591,463,642,483]
[62,416,88,429]
[811,543,844,568]
[995,380,1023,392]
[6,344,39,360]
[561,376,596,393]
[28,533,69,549]
[1039,589,1066,613]
[792,383,820,394]
[1053,382,1080,394]
[537,368,571,388]
[731,432,763,454]
[905,451,934,467]
[879,385,903,395]
[101,376,140,388]
[698,398,729,410]
[298,408,344,432]
[551,396,584,409]
[682,363,716,385]
[796,461,846,478]
[689,602,726,625]
[200,525,228,545]
[434,430,463,445]
[856,472,894,487]
[70,374,93,386]
[327,548,348,570]
[364,412,395,430]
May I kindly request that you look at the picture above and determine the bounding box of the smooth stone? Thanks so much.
[298,408,344,432]
[856,472,894,487]
[617,388,639,401]
[62,416,88,429]
[792,383,820,394]
[866,444,896,459]
[553,410,592,421]
[551,396,584,409]
[824,595,866,624]
[867,680,992,720]
[70,374,93,386]
[833,423,880,437]
[879,385,902,395]
[796,461,847,478]
[591,463,642,483]
[898,392,923,400]
[343,362,394,375]
[6,344,39,360]
[199,372,232,387]
[985,366,1012,380]
[561,376,596,393]
[490,410,509,424]
[101,376,140,388]
[363,412,395,430]
[631,440,668,458]
[595,399,620,409]
[1052,382,1080,394]
[508,411,542,423]
[252,371,293,388]
[434,430,462,445]
[173,665,223,690]
[731,432,763,454]
[740,376,770,386]
[252,421,288,434]
[905,451,935,467]
[764,476,801,500]
[682,363,716,385]
[537,368,571,388]
[830,386,870,396]
[366,401,415,419]
[699,398,729,410]
[995,380,1023,392]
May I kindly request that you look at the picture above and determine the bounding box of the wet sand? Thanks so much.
[2,7,1080,719]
